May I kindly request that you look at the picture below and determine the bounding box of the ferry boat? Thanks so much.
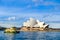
[4,27,19,33]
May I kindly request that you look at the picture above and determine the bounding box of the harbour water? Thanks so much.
[0,31,60,40]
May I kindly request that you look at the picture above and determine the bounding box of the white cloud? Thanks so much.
[32,0,60,7]
[42,14,60,22]
[43,2,54,5]
[7,16,16,21]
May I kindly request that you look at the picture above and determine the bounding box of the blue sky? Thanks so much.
[0,0,60,28]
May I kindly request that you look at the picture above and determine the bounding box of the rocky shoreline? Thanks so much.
[0,27,60,32]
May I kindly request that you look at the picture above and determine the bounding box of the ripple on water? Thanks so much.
[0,31,60,40]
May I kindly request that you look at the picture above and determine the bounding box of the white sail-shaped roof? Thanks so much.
[23,18,48,28]
[23,18,37,27]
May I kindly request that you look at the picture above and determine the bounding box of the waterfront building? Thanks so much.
[21,18,49,31]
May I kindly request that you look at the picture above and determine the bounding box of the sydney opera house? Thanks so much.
[20,18,49,31]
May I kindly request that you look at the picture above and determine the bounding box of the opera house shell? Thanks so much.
[20,18,49,31]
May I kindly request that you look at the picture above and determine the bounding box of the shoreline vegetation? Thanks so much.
[0,26,60,32]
